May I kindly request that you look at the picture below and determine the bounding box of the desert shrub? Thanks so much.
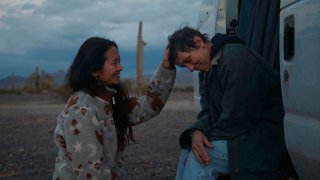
[51,84,73,102]
[0,88,23,95]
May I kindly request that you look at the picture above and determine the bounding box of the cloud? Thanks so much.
[0,0,45,18]
[0,0,201,78]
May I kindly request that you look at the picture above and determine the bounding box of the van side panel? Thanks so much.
[280,0,320,178]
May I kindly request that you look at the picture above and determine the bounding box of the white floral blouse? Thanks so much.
[53,65,176,180]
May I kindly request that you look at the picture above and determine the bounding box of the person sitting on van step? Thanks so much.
[166,26,295,180]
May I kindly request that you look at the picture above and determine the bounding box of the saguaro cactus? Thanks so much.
[136,21,146,95]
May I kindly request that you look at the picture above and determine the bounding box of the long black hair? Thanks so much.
[66,37,134,148]
[66,37,118,91]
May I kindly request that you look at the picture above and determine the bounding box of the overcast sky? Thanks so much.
[0,0,201,79]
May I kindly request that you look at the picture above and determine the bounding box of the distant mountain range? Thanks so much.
[126,68,194,87]
[50,70,67,85]
[0,75,26,89]
[0,69,194,89]
[0,70,67,89]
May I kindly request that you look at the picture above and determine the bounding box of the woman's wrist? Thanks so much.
[161,62,175,70]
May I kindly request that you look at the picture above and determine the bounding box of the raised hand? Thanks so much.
[161,48,174,70]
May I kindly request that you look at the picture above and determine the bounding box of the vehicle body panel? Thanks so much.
[280,0,320,178]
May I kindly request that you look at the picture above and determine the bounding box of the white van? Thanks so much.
[193,0,320,179]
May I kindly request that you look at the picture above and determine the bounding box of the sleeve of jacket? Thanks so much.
[191,72,212,133]
[128,64,176,125]
[179,72,212,149]
[63,105,112,180]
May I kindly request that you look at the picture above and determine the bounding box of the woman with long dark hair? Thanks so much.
[53,37,175,179]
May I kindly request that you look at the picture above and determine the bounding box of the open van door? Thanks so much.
[193,0,235,112]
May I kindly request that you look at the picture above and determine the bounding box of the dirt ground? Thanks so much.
[0,91,197,180]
